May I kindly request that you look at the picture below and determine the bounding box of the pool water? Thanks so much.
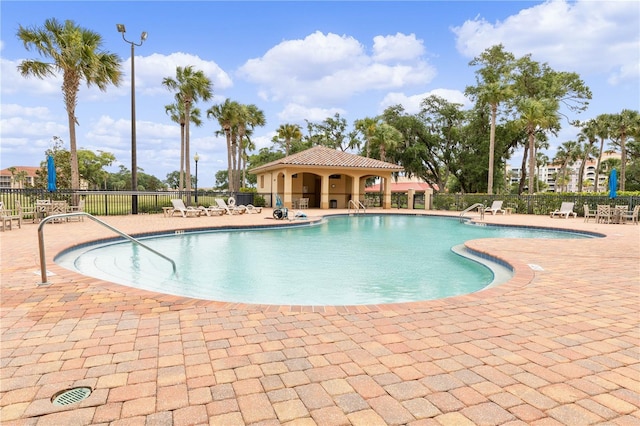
[57,215,591,305]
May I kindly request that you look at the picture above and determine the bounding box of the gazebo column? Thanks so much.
[283,172,294,208]
[320,174,330,209]
[382,173,393,209]
[351,176,361,207]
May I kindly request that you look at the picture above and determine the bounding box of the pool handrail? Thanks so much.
[37,212,177,285]
[348,199,366,215]
[460,203,485,222]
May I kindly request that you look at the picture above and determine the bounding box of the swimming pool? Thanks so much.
[56,215,593,306]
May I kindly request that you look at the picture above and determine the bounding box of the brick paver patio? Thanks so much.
[1,209,638,425]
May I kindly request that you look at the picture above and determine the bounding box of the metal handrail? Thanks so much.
[460,203,485,222]
[348,199,366,215]
[38,212,177,285]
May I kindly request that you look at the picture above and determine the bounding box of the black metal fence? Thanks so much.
[0,189,254,216]
[2,188,637,217]
[432,193,640,216]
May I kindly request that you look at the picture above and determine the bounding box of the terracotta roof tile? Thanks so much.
[250,146,403,173]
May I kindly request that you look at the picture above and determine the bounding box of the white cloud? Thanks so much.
[238,31,436,106]
[372,33,425,62]
[452,0,640,83]
[379,89,470,114]
[1,57,61,96]
[278,103,346,123]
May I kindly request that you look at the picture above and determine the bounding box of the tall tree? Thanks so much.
[553,140,579,192]
[466,44,515,194]
[235,104,266,190]
[17,18,122,196]
[273,123,303,156]
[511,55,591,194]
[354,117,379,158]
[163,65,212,202]
[207,99,241,193]
[608,109,640,191]
[577,119,599,192]
[165,101,203,191]
[592,114,611,192]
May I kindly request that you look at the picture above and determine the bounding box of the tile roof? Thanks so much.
[250,146,404,173]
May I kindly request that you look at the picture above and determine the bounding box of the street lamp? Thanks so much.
[194,153,199,205]
[117,24,147,215]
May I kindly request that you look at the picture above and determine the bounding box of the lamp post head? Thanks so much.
[141,32,148,41]
[116,24,126,33]
[194,153,200,163]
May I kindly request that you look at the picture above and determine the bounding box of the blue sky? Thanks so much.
[1,0,639,188]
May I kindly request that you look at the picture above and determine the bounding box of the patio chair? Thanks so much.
[298,198,309,209]
[596,205,611,224]
[67,199,85,222]
[0,201,21,231]
[583,204,597,223]
[215,198,246,215]
[245,204,263,214]
[15,200,36,224]
[621,205,639,225]
[170,199,201,218]
[550,202,577,219]
[484,200,505,215]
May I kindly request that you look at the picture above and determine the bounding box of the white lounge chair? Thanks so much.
[170,199,201,218]
[484,200,505,215]
[245,204,263,214]
[198,205,225,216]
[215,198,246,215]
[550,202,577,219]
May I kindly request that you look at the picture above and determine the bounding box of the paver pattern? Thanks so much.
[1,209,638,425]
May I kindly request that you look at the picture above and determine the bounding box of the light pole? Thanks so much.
[194,153,199,205]
[117,24,147,215]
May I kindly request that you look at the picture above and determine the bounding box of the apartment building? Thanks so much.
[508,152,621,193]
[0,166,39,189]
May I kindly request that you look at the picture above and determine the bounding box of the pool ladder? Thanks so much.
[459,203,485,222]
[348,200,366,215]
[37,212,177,285]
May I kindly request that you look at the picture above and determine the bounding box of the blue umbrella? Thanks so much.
[609,168,617,199]
[47,155,57,192]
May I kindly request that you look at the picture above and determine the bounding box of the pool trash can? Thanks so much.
[330,200,337,209]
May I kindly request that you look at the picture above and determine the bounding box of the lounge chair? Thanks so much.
[621,205,640,225]
[245,204,263,214]
[583,204,596,223]
[550,202,577,219]
[170,199,201,217]
[197,205,225,216]
[484,200,505,215]
[215,198,246,215]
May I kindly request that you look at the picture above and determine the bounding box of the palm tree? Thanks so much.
[517,98,560,194]
[165,100,203,191]
[162,66,212,203]
[608,109,640,191]
[207,99,241,193]
[535,152,548,193]
[577,119,599,192]
[593,114,611,192]
[235,104,265,190]
[553,140,579,192]
[275,123,303,157]
[354,117,379,158]
[371,123,403,163]
[17,18,122,196]
[466,44,515,194]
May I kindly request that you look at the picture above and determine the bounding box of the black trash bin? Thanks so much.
[330,200,337,209]
[234,193,254,206]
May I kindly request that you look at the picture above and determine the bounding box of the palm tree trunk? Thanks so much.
[179,123,185,192]
[225,130,233,193]
[595,138,604,192]
[528,126,536,195]
[487,104,497,194]
[620,134,626,191]
[519,144,528,195]
[184,102,192,205]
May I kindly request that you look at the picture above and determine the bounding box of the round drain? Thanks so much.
[51,387,92,406]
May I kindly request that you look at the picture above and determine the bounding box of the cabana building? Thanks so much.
[250,146,404,209]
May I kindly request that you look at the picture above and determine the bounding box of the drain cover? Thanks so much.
[51,387,92,406]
